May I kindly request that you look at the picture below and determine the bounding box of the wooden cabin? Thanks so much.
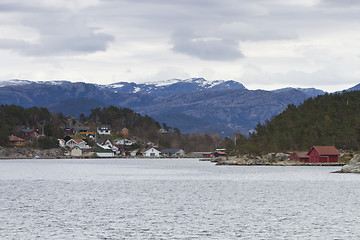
[290,151,309,162]
[307,146,340,163]
[9,135,25,146]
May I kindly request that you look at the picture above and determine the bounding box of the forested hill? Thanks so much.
[238,90,360,153]
[0,104,228,152]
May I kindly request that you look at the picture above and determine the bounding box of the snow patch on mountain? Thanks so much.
[151,79,183,87]
[133,87,141,93]
[206,80,225,88]
[108,83,125,88]
[0,79,33,87]
[144,77,221,87]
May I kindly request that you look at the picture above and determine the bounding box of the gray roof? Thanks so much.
[161,149,184,154]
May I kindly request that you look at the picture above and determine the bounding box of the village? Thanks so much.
[6,124,229,159]
[1,107,349,163]
[5,123,347,165]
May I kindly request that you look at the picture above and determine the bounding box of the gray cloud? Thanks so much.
[0,39,29,49]
[0,0,360,92]
[96,0,300,61]
[0,2,114,56]
[0,2,58,12]
[18,34,114,56]
[318,0,360,7]
[0,34,114,56]
[1,33,115,57]
[171,30,244,61]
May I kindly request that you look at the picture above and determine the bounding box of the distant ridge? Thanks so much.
[43,97,109,117]
[347,83,360,92]
[273,87,326,98]
[0,78,346,135]
[101,78,247,96]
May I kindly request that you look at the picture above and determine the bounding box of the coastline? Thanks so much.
[0,146,65,159]
[208,155,346,166]
[0,146,350,167]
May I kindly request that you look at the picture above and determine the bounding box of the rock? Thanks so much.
[275,153,290,161]
[0,146,64,159]
[263,153,275,162]
[340,154,360,173]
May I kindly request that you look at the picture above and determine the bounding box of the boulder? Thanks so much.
[341,154,360,173]
[263,153,275,162]
[275,153,290,161]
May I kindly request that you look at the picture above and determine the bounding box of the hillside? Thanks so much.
[0,104,229,152]
[233,91,360,154]
[0,78,325,135]
[36,88,311,136]
[129,88,310,135]
[43,98,110,117]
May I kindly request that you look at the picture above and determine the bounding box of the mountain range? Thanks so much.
[0,78,346,136]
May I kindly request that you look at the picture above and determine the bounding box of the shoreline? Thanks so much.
[0,154,347,166]
[208,156,346,167]
[0,157,346,166]
[0,146,350,167]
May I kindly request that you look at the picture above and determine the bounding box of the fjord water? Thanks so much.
[0,159,359,239]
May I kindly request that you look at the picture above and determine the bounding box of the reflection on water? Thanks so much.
[0,159,359,239]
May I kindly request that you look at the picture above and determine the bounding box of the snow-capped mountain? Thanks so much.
[100,78,246,96]
[0,79,33,87]
[0,79,77,88]
[0,78,339,135]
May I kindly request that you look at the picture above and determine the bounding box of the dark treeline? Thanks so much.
[228,91,360,155]
[0,104,64,147]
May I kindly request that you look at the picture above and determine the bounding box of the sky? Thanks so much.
[0,0,360,92]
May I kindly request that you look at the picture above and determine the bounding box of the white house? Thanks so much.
[98,139,113,149]
[58,139,66,148]
[65,139,90,149]
[114,138,135,146]
[130,149,138,157]
[69,146,82,157]
[94,146,115,158]
[97,125,111,135]
[142,147,161,157]
[97,139,119,154]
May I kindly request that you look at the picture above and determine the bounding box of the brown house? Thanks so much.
[9,135,25,146]
[290,151,309,162]
[307,146,340,163]
[117,128,129,136]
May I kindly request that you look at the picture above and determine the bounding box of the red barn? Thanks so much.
[290,151,309,162]
[307,146,340,163]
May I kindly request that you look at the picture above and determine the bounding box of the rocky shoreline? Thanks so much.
[0,146,65,159]
[0,147,354,169]
[207,152,346,166]
[338,154,360,173]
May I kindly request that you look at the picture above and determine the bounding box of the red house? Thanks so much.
[213,151,227,157]
[290,151,309,162]
[307,146,340,163]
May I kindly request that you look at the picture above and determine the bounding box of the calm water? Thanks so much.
[0,159,359,239]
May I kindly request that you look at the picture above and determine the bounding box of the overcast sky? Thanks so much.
[0,0,360,92]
